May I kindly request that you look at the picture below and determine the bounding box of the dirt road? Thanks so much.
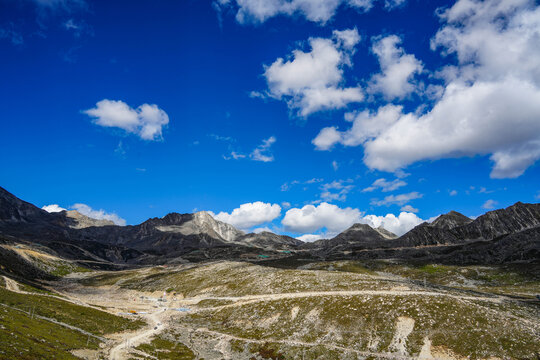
[109,308,167,360]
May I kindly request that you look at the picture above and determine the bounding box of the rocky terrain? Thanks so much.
[0,185,539,359]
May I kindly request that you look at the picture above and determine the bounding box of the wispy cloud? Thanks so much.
[250,136,276,162]
[371,191,423,206]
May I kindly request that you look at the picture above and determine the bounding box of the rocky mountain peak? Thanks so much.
[151,210,244,242]
[431,211,472,230]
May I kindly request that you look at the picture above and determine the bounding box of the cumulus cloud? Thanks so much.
[262,29,363,116]
[282,202,362,233]
[71,203,126,225]
[362,178,406,192]
[361,212,423,236]
[214,0,378,25]
[42,204,67,213]
[449,190,458,196]
[313,104,402,150]
[482,199,498,210]
[370,191,423,206]
[250,136,276,162]
[283,202,424,237]
[368,35,423,100]
[210,201,282,230]
[313,0,540,178]
[84,99,169,141]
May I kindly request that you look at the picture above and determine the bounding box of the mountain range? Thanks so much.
[1,186,539,277]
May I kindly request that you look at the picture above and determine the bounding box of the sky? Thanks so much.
[1,0,539,240]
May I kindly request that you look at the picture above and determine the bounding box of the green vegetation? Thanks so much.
[0,304,99,359]
[134,335,195,359]
[49,264,91,277]
[0,287,144,335]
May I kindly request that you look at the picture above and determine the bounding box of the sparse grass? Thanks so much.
[135,334,195,359]
[183,294,540,359]
[82,262,391,297]
[196,299,235,307]
[0,287,145,335]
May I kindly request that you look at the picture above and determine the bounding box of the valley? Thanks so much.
[0,186,539,359]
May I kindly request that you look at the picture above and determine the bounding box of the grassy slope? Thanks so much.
[0,304,99,360]
[0,287,145,335]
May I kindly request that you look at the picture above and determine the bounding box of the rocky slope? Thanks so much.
[235,231,303,250]
[301,223,397,252]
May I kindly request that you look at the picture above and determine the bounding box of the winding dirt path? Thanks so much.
[194,327,417,359]
[185,289,504,313]
[109,308,167,360]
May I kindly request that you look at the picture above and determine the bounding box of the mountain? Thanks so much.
[430,211,472,230]
[303,223,395,250]
[375,226,398,239]
[0,186,301,265]
[60,210,116,229]
[396,202,540,249]
[149,211,244,242]
[1,185,539,266]
[235,231,303,250]
[0,186,52,223]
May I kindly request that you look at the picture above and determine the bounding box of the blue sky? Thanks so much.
[1,0,539,240]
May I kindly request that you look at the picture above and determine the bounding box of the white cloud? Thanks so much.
[262,29,363,116]
[282,202,362,233]
[250,136,276,162]
[71,203,126,225]
[281,201,291,209]
[361,212,423,236]
[368,35,423,100]
[313,0,540,179]
[370,191,423,206]
[400,204,418,213]
[362,178,406,192]
[215,0,377,25]
[482,199,498,210]
[42,204,67,213]
[449,190,458,196]
[210,201,281,230]
[320,180,354,202]
[313,104,403,150]
[283,202,423,237]
[332,160,339,171]
[84,99,169,141]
